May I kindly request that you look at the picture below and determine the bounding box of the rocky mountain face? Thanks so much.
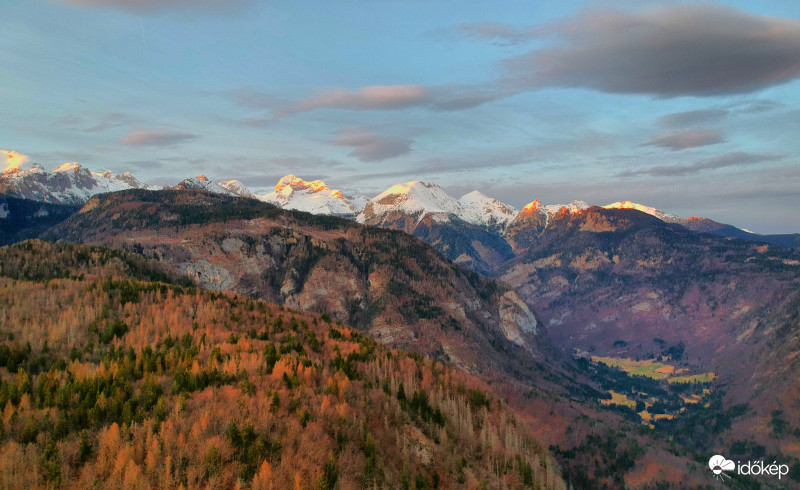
[42,190,569,389]
[499,206,800,362]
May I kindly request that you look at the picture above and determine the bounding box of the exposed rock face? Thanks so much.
[44,190,569,388]
[497,206,800,374]
[179,259,233,291]
[498,291,539,350]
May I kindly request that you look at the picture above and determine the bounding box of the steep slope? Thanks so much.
[505,201,549,254]
[499,206,800,364]
[218,179,255,198]
[43,190,564,387]
[357,182,515,275]
[458,190,518,234]
[0,195,81,246]
[0,240,565,489]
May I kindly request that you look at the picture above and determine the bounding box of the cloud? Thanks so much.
[2,150,30,172]
[262,83,512,117]
[502,4,800,97]
[642,129,725,151]
[329,132,412,162]
[657,110,730,128]
[456,22,539,46]
[294,85,428,113]
[620,152,785,177]
[657,100,783,127]
[52,0,252,15]
[119,130,198,147]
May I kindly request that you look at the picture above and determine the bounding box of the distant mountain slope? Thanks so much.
[680,215,800,247]
[258,175,361,217]
[0,195,81,246]
[0,240,565,489]
[0,161,149,204]
[498,206,800,364]
[357,182,516,274]
[42,190,567,389]
[172,174,236,195]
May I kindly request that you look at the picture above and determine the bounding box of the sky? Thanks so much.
[2,0,799,233]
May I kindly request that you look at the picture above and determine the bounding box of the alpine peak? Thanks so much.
[521,200,544,214]
[261,175,356,217]
[603,201,681,222]
[195,174,209,181]
[52,162,84,173]
[274,175,332,194]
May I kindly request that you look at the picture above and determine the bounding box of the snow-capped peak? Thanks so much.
[520,200,544,214]
[53,162,83,173]
[0,156,151,205]
[259,175,356,216]
[545,200,589,217]
[274,175,335,195]
[218,179,254,198]
[458,190,517,231]
[357,181,462,225]
[173,176,236,196]
[603,201,681,222]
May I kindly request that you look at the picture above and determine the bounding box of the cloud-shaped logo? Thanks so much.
[709,455,735,480]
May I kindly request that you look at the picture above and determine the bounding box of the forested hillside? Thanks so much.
[42,190,569,391]
[0,241,565,489]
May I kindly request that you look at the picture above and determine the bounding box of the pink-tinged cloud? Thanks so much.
[503,4,800,97]
[643,129,725,151]
[52,0,251,14]
[329,132,412,162]
[119,130,198,147]
[620,152,786,177]
[272,83,510,116]
[291,85,429,113]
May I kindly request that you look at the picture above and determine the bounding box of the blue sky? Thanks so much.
[2,0,799,233]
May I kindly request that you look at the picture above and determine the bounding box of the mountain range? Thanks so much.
[3,155,800,487]
[4,158,797,249]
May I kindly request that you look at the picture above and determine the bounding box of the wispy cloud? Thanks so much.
[657,110,730,128]
[642,129,725,151]
[455,22,540,46]
[53,0,252,15]
[119,129,198,147]
[620,152,785,177]
[267,84,510,117]
[501,4,800,97]
[329,131,412,162]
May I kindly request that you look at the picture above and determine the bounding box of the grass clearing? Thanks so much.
[601,390,637,409]
[668,372,716,384]
[591,356,673,380]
